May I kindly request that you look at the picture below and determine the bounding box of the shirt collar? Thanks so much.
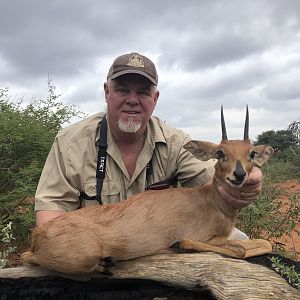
[146,116,167,145]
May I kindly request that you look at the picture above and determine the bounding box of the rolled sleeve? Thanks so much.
[35,137,80,212]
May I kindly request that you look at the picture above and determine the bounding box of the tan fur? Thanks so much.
[21,139,274,274]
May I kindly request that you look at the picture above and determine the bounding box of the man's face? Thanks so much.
[104,74,159,134]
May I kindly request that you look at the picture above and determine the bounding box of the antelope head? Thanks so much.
[184,106,274,188]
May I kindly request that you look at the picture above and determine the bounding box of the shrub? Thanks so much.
[0,82,85,253]
[270,256,300,290]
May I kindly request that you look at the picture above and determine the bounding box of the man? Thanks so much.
[35,52,263,233]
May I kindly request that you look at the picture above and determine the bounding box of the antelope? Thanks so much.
[22,106,274,275]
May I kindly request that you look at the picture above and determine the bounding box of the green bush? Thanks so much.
[0,82,84,251]
[0,83,83,194]
[270,256,300,290]
[263,155,300,182]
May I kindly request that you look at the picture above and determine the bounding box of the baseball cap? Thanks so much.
[107,52,158,85]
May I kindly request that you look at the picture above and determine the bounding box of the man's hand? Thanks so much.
[217,166,263,210]
[35,210,66,226]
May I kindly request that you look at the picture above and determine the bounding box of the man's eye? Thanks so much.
[116,88,128,94]
[139,90,151,96]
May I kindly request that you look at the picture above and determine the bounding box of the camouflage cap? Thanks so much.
[107,52,158,85]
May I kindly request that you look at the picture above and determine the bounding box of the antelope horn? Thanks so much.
[244,105,249,140]
[221,105,228,140]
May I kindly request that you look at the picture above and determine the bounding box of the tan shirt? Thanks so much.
[35,112,215,211]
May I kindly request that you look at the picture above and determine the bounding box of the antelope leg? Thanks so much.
[170,239,272,259]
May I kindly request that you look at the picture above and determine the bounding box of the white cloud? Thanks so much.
[0,0,299,143]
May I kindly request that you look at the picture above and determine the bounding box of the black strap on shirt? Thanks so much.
[79,115,177,205]
[145,159,177,190]
[95,115,108,204]
[79,115,108,205]
[146,177,177,190]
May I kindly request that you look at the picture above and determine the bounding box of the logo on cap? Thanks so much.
[127,54,145,68]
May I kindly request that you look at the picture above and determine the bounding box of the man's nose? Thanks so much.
[126,91,139,104]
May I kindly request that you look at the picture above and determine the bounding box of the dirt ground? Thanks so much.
[272,180,300,260]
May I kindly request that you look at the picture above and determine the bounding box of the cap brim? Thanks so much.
[109,69,157,85]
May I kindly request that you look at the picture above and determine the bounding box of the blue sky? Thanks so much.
[1,0,299,142]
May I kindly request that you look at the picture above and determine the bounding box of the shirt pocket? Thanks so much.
[82,180,121,206]
[101,180,121,204]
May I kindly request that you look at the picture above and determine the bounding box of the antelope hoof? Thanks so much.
[169,240,183,252]
[103,256,116,267]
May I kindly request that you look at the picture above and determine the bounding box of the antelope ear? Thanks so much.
[252,145,274,167]
[184,140,219,161]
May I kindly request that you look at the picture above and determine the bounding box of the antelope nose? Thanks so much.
[234,170,246,182]
[234,160,246,182]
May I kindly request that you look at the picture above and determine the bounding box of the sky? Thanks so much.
[1,0,300,142]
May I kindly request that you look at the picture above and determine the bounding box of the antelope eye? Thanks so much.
[249,151,257,160]
[215,149,225,159]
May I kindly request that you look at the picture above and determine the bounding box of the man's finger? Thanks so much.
[217,184,252,210]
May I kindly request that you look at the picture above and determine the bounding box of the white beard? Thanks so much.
[118,117,142,133]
